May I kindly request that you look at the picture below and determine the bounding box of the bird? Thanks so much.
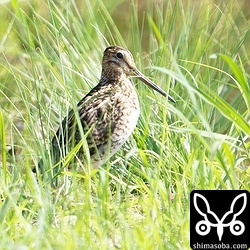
[35,46,175,183]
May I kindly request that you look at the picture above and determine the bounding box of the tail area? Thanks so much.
[33,144,62,187]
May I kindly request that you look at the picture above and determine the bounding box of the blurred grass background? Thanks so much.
[0,0,250,249]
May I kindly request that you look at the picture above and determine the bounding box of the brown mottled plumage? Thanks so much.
[36,46,175,180]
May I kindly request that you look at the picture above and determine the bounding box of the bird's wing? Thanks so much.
[50,82,120,164]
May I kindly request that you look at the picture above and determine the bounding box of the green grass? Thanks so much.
[0,0,250,249]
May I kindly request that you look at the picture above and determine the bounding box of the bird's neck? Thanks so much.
[100,62,127,81]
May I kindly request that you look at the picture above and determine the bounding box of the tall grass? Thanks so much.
[0,0,249,249]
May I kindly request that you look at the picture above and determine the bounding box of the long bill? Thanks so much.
[133,68,176,103]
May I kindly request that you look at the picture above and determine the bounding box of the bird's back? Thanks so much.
[38,76,140,175]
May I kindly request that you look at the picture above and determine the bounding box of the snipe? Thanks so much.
[36,46,175,179]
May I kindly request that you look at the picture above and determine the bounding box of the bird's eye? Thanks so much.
[116,52,123,59]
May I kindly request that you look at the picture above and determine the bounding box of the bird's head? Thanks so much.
[101,46,175,103]
[102,46,136,76]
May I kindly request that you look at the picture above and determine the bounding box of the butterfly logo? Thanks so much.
[193,193,247,241]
